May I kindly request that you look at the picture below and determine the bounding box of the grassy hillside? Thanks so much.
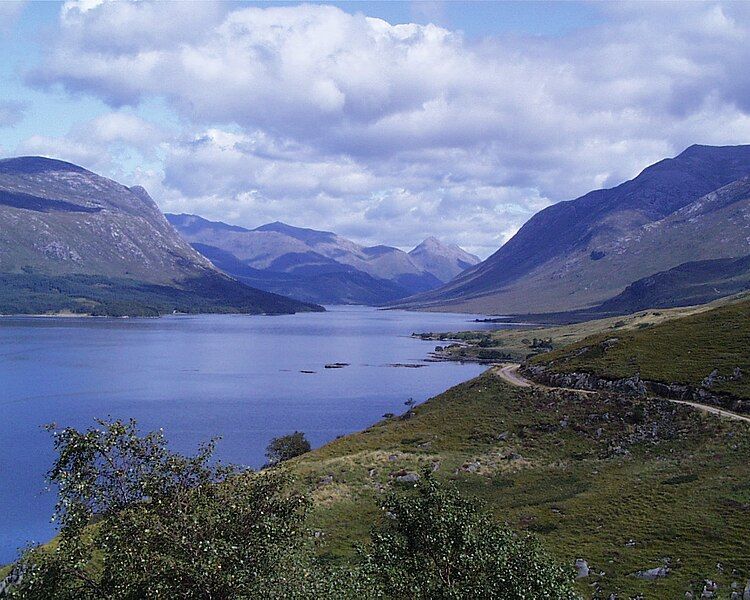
[288,372,750,598]
[414,295,743,363]
[531,298,750,401]
[0,272,323,317]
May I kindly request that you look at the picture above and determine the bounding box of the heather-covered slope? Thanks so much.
[0,157,321,315]
[397,145,750,314]
[529,297,750,404]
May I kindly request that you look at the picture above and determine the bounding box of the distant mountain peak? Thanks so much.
[0,156,90,175]
[254,221,338,244]
[415,236,443,247]
[166,213,250,234]
[411,236,479,259]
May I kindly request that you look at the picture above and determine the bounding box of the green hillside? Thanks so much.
[289,372,750,598]
[530,298,750,401]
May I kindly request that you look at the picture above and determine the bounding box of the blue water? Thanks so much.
[0,306,498,564]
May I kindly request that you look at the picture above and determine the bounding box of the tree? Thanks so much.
[358,469,579,600]
[265,431,311,466]
[9,419,311,599]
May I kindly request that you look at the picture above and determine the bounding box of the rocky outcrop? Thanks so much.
[522,364,749,415]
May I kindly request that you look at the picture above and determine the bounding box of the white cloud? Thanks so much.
[21,2,750,256]
[16,111,172,174]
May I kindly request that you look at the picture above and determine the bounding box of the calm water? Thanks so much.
[0,306,498,564]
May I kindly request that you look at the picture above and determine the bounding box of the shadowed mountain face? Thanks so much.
[0,157,321,315]
[593,254,750,314]
[167,214,480,305]
[397,144,750,314]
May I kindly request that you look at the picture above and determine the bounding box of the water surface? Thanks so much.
[0,306,499,563]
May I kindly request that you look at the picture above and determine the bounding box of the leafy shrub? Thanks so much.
[265,431,311,466]
[358,470,579,599]
[9,420,311,599]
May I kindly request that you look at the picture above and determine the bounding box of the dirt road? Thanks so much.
[494,363,750,424]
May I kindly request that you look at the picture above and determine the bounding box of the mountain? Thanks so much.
[408,236,480,282]
[397,144,750,314]
[592,253,750,314]
[167,214,480,305]
[0,157,322,316]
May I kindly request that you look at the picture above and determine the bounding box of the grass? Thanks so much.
[413,296,743,364]
[288,371,750,598]
[532,298,750,400]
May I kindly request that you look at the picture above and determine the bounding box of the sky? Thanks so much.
[1,1,750,257]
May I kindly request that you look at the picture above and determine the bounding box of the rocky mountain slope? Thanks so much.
[396,144,750,314]
[0,157,321,315]
[167,214,479,305]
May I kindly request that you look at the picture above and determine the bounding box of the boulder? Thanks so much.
[634,565,669,580]
[575,559,590,578]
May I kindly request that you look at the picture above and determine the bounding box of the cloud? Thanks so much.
[16,111,172,174]
[22,2,750,256]
[0,101,24,128]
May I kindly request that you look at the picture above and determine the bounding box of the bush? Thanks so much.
[358,470,579,599]
[5,422,578,600]
[9,419,312,599]
[265,431,311,466]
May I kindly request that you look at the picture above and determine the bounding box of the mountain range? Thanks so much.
[166,214,480,305]
[0,157,321,316]
[396,144,750,316]
[5,144,750,318]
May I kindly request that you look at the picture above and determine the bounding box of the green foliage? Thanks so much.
[359,470,578,599]
[9,419,310,599]
[3,417,579,599]
[266,431,312,466]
